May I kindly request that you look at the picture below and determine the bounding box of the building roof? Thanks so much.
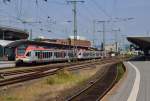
[5,40,90,50]
[0,26,29,40]
[127,37,150,49]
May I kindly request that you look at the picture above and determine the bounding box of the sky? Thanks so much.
[0,0,150,46]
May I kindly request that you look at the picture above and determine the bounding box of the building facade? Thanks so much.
[35,38,91,48]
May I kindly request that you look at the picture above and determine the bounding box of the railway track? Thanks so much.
[0,57,121,87]
[0,58,116,76]
[0,60,94,76]
[66,63,118,101]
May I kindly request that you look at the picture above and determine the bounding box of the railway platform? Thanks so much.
[0,61,15,68]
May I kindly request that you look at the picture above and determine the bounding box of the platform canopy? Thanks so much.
[127,37,150,50]
[0,40,14,47]
[0,26,29,40]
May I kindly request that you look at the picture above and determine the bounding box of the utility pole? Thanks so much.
[93,20,96,47]
[67,0,84,59]
[112,28,120,53]
[29,29,32,41]
[121,34,126,51]
[102,21,105,51]
[2,30,5,59]
[97,21,108,51]
[146,31,149,37]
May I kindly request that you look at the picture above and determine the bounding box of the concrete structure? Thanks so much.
[127,37,150,55]
[106,60,150,101]
[0,61,15,68]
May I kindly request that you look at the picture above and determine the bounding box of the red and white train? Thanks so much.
[15,45,105,63]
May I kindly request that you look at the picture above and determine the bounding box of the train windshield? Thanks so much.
[17,45,27,55]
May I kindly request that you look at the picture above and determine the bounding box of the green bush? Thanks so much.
[116,63,125,82]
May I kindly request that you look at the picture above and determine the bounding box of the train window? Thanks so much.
[46,52,48,58]
[35,52,37,56]
[60,52,62,57]
[44,52,45,58]
[43,52,44,58]
[60,52,65,57]
[48,52,50,58]
[64,52,66,57]
[47,52,49,58]
[49,52,51,57]
[57,52,59,57]
[26,52,31,57]
[45,52,47,58]
[37,52,39,58]
[54,52,56,57]
[48,52,49,57]
[40,52,43,59]
[55,52,61,58]
[42,52,44,58]
[44,52,46,58]
[17,45,27,55]
[39,52,42,59]
[56,52,58,57]
[50,52,52,57]
[68,52,73,57]
[48,52,52,58]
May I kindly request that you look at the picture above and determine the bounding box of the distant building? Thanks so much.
[105,43,116,52]
[34,37,91,48]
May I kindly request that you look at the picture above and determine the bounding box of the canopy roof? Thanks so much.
[127,37,150,50]
[0,26,29,40]
[0,40,14,47]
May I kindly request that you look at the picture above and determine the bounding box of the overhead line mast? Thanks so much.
[67,0,84,59]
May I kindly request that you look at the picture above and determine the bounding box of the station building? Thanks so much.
[0,26,29,61]
[0,26,28,40]
[34,38,91,48]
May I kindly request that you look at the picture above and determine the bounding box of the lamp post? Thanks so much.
[2,29,5,60]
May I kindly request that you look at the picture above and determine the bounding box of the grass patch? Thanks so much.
[2,96,21,101]
[47,69,81,85]
[116,63,125,82]
[0,67,98,101]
